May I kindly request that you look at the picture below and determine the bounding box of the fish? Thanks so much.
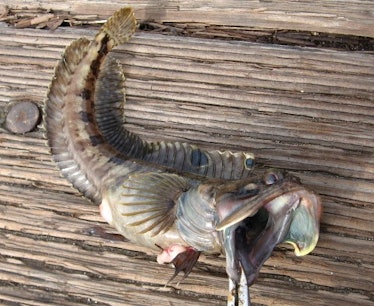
[44,7,322,305]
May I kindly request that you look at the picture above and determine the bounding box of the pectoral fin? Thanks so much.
[117,172,191,236]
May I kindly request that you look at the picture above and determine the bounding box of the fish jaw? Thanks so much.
[213,170,322,286]
[236,189,320,286]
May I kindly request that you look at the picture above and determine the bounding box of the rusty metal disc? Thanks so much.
[4,101,41,134]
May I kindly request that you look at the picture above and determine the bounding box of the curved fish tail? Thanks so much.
[44,8,137,204]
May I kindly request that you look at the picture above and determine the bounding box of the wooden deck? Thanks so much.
[0,1,373,305]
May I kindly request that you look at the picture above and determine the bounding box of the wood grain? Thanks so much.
[1,0,374,38]
[0,2,374,306]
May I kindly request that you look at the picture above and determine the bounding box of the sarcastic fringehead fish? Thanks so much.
[44,7,322,305]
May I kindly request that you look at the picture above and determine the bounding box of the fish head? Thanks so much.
[213,169,322,284]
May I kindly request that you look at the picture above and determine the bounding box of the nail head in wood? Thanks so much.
[4,101,41,134]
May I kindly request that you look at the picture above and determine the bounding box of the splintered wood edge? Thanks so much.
[0,0,374,38]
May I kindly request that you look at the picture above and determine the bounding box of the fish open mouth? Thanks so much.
[215,170,322,286]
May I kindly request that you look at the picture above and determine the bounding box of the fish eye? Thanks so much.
[264,171,281,185]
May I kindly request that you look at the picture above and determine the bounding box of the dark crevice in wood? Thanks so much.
[0,279,111,305]
[139,22,374,51]
[1,6,373,51]
[320,225,373,242]
[263,273,373,297]
[0,228,146,258]
[0,255,227,304]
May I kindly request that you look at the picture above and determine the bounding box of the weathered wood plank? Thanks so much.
[1,0,374,38]
[0,9,373,306]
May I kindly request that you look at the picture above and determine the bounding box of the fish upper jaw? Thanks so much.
[212,170,322,285]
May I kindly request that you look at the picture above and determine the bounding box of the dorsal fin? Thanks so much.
[45,38,102,202]
[95,56,255,180]
[95,56,147,158]
[45,8,137,204]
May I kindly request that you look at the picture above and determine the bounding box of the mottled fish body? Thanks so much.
[45,7,322,305]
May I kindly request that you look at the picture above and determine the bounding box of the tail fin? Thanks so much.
[101,7,137,46]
